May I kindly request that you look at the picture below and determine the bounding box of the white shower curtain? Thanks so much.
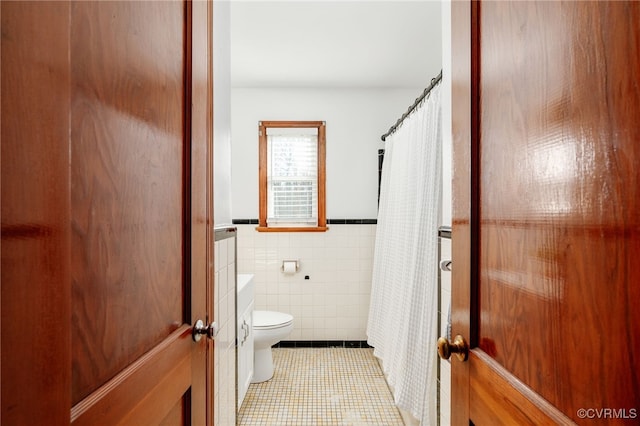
[367,84,442,425]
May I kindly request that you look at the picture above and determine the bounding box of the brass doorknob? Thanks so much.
[437,335,469,362]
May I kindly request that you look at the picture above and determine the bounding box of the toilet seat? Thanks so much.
[253,310,293,330]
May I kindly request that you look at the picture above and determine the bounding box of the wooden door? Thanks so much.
[1,1,214,424]
[450,1,639,424]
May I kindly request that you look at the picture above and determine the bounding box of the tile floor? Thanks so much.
[238,348,404,426]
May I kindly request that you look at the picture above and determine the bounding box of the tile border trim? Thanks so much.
[232,219,377,225]
[273,340,372,348]
[214,226,237,241]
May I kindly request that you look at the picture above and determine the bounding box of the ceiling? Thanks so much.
[230,1,442,89]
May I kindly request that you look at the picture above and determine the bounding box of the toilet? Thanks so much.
[251,310,294,383]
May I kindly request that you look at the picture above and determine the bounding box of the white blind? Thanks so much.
[267,129,318,226]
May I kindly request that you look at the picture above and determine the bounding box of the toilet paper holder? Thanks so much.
[440,260,452,272]
[281,260,299,272]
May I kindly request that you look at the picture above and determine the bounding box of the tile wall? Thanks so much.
[235,223,376,341]
[438,237,452,426]
[214,230,237,426]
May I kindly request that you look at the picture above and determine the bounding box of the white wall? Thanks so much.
[212,3,235,425]
[213,0,232,226]
[441,0,453,228]
[231,88,421,219]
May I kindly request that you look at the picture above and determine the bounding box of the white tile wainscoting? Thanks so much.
[213,230,237,426]
[439,237,452,426]
[235,224,376,342]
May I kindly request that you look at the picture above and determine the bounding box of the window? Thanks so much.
[258,121,327,232]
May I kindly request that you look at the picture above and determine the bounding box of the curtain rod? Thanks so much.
[380,70,443,142]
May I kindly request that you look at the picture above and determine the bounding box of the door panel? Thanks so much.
[452,1,640,424]
[469,351,573,425]
[71,327,192,425]
[70,0,186,403]
[1,1,214,424]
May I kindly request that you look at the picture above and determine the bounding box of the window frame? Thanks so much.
[257,120,327,232]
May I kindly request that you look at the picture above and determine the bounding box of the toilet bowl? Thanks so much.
[251,310,294,383]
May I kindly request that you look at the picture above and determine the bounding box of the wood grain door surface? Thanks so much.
[1,1,213,424]
[451,1,639,425]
